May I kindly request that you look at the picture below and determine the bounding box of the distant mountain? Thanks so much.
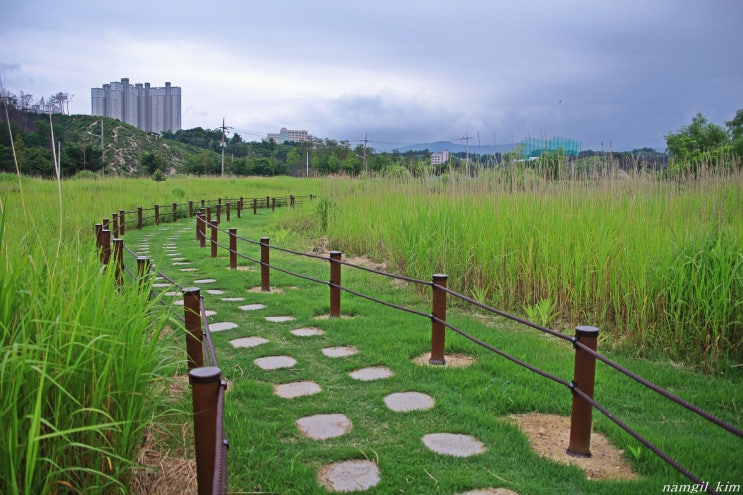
[391,141,517,155]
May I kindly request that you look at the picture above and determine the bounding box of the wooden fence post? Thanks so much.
[271,197,276,211]
[119,210,125,236]
[100,228,111,265]
[260,237,270,292]
[137,207,143,230]
[189,201,194,218]
[253,198,257,215]
[329,251,342,317]
[216,203,221,224]
[137,256,151,287]
[198,212,206,248]
[112,212,119,238]
[183,288,203,370]
[567,325,600,458]
[229,228,237,270]
[155,204,160,225]
[430,274,448,364]
[173,202,178,223]
[189,366,221,495]
[210,222,219,258]
[226,202,231,222]
[113,238,124,286]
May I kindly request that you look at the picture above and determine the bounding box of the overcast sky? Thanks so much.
[2,0,741,151]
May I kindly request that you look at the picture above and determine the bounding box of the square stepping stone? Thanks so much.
[422,433,485,457]
[322,346,358,358]
[291,327,325,337]
[265,316,295,323]
[206,289,226,295]
[221,297,245,302]
[194,278,217,284]
[239,304,266,311]
[254,355,297,370]
[274,381,322,399]
[210,322,238,332]
[296,414,352,440]
[384,392,434,412]
[230,336,269,348]
[350,366,394,381]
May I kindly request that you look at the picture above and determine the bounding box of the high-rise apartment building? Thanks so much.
[91,78,181,133]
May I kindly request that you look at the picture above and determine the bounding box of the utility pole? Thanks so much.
[362,132,369,174]
[459,133,472,176]
[219,118,233,176]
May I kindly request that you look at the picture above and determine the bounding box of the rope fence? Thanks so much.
[95,192,740,495]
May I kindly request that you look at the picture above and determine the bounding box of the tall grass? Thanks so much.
[279,167,743,371]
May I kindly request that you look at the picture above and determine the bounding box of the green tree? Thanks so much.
[665,113,729,169]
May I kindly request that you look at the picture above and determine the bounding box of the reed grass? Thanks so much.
[279,167,743,371]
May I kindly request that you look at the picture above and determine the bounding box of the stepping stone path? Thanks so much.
[130,223,501,494]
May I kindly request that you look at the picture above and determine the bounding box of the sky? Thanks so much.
[1,0,742,152]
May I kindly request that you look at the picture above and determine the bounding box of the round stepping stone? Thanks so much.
[274,381,322,398]
[318,460,380,492]
[265,316,295,323]
[194,278,217,284]
[322,346,358,358]
[422,433,486,457]
[210,322,238,332]
[349,367,394,381]
[239,304,266,311]
[291,327,325,337]
[296,414,352,440]
[230,336,269,348]
[384,392,434,412]
[254,355,297,370]
[206,289,225,295]
[221,297,245,302]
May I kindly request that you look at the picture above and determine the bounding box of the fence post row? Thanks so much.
[260,237,270,292]
[189,366,222,495]
[329,251,342,318]
[210,222,219,258]
[183,288,204,370]
[567,325,600,458]
[430,274,448,365]
[229,228,237,270]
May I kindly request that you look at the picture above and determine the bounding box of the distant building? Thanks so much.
[266,127,310,143]
[431,150,450,165]
[519,136,580,157]
[91,78,181,133]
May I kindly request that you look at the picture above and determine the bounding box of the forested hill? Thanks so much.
[0,109,210,177]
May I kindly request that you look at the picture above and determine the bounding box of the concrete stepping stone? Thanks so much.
[296,414,352,440]
[206,289,225,295]
[153,283,173,288]
[274,381,322,398]
[164,291,180,297]
[265,316,295,323]
[210,322,238,332]
[318,460,380,492]
[194,278,217,284]
[230,336,269,348]
[173,300,184,306]
[455,489,520,495]
[180,268,198,272]
[349,367,394,381]
[171,257,187,261]
[291,327,325,337]
[204,310,217,317]
[384,392,434,412]
[222,297,245,302]
[422,433,486,457]
[239,304,266,311]
[172,262,191,266]
[254,355,297,370]
[166,253,181,257]
[322,346,358,358]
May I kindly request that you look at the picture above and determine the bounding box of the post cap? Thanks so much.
[575,325,600,337]
[189,366,221,384]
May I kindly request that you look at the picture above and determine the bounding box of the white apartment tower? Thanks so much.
[91,78,181,133]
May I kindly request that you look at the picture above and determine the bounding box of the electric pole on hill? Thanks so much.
[219,118,233,176]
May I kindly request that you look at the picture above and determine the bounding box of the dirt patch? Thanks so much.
[413,352,476,368]
[510,413,638,480]
[310,238,388,272]
[248,286,286,294]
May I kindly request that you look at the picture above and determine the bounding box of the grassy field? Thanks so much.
[1,171,741,494]
[277,168,743,372]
